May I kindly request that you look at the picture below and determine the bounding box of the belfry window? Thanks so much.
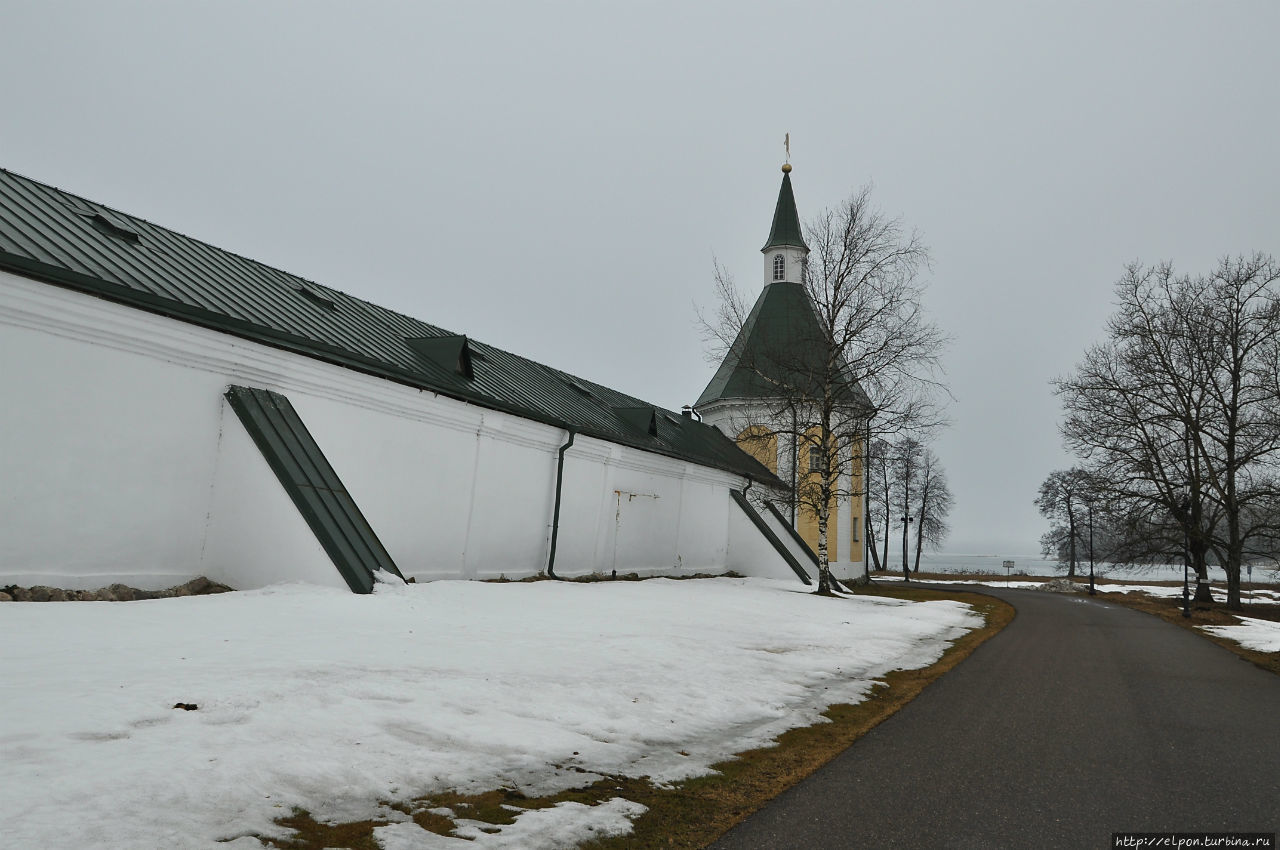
[772,253,785,281]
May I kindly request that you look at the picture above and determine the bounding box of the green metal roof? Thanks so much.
[0,168,781,487]
[695,281,862,408]
[729,490,812,584]
[762,171,808,252]
[764,501,819,567]
[225,385,403,593]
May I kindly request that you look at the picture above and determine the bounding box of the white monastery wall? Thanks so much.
[1,271,793,590]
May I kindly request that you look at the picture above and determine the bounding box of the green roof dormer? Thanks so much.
[761,166,809,253]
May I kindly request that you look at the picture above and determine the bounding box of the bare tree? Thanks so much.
[912,447,953,573]
[702,185,946,594]
[864,437,892,571]
[1035,468,1094,577]
[892,437,923,579]
[1055,254,1280,609]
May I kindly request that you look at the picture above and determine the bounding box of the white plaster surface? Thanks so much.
[1,272,799,589]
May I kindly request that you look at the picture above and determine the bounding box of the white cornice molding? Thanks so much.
[2,271,752,482]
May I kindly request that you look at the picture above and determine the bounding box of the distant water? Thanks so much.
[905,552,1279,585]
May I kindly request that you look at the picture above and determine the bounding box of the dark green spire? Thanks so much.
[761,167,808,252]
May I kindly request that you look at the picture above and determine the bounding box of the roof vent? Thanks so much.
[406,335,475,380]
[565,376,601,401]
[78,208,140,244]
[295,285,337,311]
[614,406,659,437]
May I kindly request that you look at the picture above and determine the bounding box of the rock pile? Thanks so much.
[0,576,233,602]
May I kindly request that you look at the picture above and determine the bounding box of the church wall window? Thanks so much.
[772,253,785,281]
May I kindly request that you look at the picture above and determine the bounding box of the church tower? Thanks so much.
[761,163,809,287]
[695,163,866,579]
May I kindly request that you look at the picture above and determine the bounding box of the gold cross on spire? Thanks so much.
[782,133,792,173]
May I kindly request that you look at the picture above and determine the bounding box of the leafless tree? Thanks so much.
[911,447,953,573]
[891,437,923,579]
[1035,468,1095,577]
[1055,254,1280,609]
[702,186,946,594]
[864,437,893,572]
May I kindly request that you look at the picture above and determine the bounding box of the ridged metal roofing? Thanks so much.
[696,280,863,408]
[0,168,780,485]
[729,491,812,585]
[225,386,403,594]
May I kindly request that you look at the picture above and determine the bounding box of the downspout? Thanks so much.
[743,475,753,499]
[546,428,576,579]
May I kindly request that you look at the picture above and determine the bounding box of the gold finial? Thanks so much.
[783,133,791,172]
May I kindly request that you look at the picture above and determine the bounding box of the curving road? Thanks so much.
[710,588,1280,849]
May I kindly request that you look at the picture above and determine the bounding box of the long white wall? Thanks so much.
[0,272,792,590]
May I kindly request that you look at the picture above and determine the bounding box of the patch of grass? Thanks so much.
[1096,589,1280,676]
[249,588,1012,850]
[254,811,385,849]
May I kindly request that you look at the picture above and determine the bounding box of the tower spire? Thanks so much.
[762,143,808,255]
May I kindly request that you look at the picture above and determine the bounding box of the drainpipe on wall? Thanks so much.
[546,428,576,579]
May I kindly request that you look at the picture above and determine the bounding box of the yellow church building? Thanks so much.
[694,165,867,580]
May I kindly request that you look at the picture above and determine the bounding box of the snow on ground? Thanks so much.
[1103,584,1280,602]
[897,576,1280,602]
[1201,617,1280,653]
[899,577,1047,590]
[0,577,981,850]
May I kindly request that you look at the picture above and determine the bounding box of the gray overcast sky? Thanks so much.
[3,1,1277,555]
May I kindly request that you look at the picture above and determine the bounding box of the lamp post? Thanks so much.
[1179,492,1191,619]
[901,514,913,581]
[1087,500,1096,596]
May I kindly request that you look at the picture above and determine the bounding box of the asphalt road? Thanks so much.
[710,587,1280,849]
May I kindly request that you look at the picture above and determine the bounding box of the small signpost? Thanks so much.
[1003,560,1014,582]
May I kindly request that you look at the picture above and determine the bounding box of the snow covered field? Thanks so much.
[902,575,1280,603]
[0,577,981,849]
[914,552,1280,584]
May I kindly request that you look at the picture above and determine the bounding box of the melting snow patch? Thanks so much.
[1201,616,1280,653]
[0,577,980,849]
